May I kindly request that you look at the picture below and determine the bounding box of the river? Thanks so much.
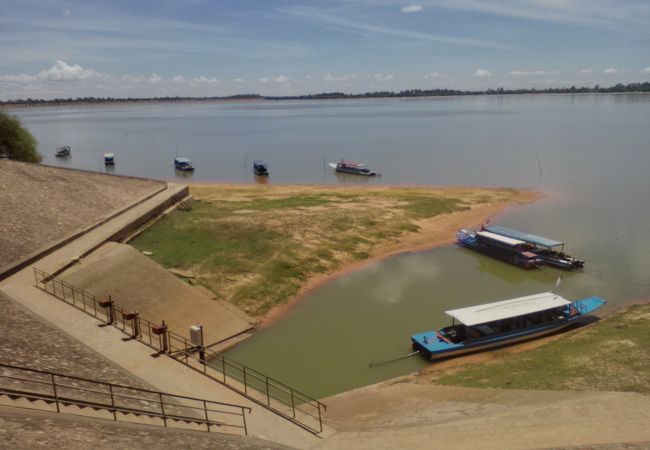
[14,94,650,398]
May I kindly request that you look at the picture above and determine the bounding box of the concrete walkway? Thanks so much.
[0,183,329,449]
[317,381,650,449]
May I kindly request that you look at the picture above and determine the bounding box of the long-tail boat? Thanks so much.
[484,225,585,270]
[457,228,541,269]
[411,292,605,360]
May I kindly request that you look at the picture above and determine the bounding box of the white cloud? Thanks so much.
[603,67,618,74]
[579,69,594,74]
[371,73,394,81]
[324,73,357,82]
[38,60,98,81]
[473,69,492,77]
[172,76,186,83]
[281,6,513,50]
[507,70,558,77]
[401,5,424,13]
[640,67,650,74]
[259,77,270,83]
[273,75,288,82]
[148,74,162,84]
[424,72,442,78]
[63,9,72,17]
[233,78,245,82]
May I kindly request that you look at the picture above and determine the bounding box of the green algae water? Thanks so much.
[15,94,650,398]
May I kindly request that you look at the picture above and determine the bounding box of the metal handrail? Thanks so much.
[0,362,250,433]
[33,268,326,434]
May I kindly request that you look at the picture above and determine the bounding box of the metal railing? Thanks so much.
[33,268,326,434]
[0,363,250,434]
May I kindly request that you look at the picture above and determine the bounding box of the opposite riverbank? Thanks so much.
[130,184,540,325]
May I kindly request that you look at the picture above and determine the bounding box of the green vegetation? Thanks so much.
[435,304,650,394]
[3,82,649,106]
[0,110,41,162]
[131,185,507,317]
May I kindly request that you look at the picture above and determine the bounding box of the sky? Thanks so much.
[1,0,649,100]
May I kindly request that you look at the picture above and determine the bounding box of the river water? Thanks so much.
[14,94,650,398]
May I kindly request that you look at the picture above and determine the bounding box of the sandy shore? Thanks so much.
[186,183,542,328]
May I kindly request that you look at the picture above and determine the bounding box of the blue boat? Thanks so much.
[484,225,585,270]
[104,153,115,165]
[411,292,606,360]
[457,228,542,269]
[173,157,194,171]
[253,160,269,176]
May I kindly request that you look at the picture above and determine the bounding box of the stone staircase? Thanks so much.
[0,363,250,435]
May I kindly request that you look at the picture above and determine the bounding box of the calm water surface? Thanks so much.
[15,95,650,398]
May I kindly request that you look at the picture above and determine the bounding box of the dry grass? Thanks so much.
[131,184,532,317]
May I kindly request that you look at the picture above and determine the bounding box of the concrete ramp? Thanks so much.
[59,242,254,346]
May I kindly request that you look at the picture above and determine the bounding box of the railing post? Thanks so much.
[317,402,323,433]
[242,407,248,436]
[243,366,248,394]
[159,393,167,427]
[222,357,226,382]
[51,374,60,413]
[290,388,296,418]
[266,377,270,406]
[109,384,117,421]
[203,400,210,432]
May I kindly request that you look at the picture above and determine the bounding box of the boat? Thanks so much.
[104,153,115,165]
[55,146,71,157]
[483,225,584,270]
[457,228,541,269]
[329,160,379,176]
[173,157,194,171]
[411,292,606,360]
[252,160,269,176]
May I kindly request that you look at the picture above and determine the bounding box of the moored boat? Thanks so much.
[55,146,71,157]
[253,160,269,176]
[104,153,115,165]
[411,292,606,360]
[484,225,584,270]
[329,159,379,176]
[457,228,541,269]
[173,157,194,171]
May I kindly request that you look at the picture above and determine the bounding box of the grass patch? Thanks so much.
[131,185,517,317]
[435,304,650,394]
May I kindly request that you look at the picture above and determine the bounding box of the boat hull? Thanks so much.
[414,320,573,360]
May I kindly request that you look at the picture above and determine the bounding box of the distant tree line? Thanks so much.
[1,82,649,107]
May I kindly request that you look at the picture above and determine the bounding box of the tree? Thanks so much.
[0,109,41,162]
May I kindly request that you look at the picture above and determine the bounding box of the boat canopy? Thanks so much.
[174,157,192,163]
[476,230,526,246]
[104,153,114,158]
[445,292,572,326]
[484,225,563,249]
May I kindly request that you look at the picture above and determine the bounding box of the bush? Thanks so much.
[0,109,41,162]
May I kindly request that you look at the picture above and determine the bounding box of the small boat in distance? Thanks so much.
[483,225,584,270]
[55,146,71,157]
[104,153,115,165]
[329,159,379,176]
[411,292,606,360]
[173,157,194,171]
[253,160,269,176]
[457,228,541,269]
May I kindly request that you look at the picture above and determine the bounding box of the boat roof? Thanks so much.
[339,160,365,167]
[104,153,114,158]
[174,157,192,163]
[484,225,563,248]
[476,230,526,246]
[445,292,572,326]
